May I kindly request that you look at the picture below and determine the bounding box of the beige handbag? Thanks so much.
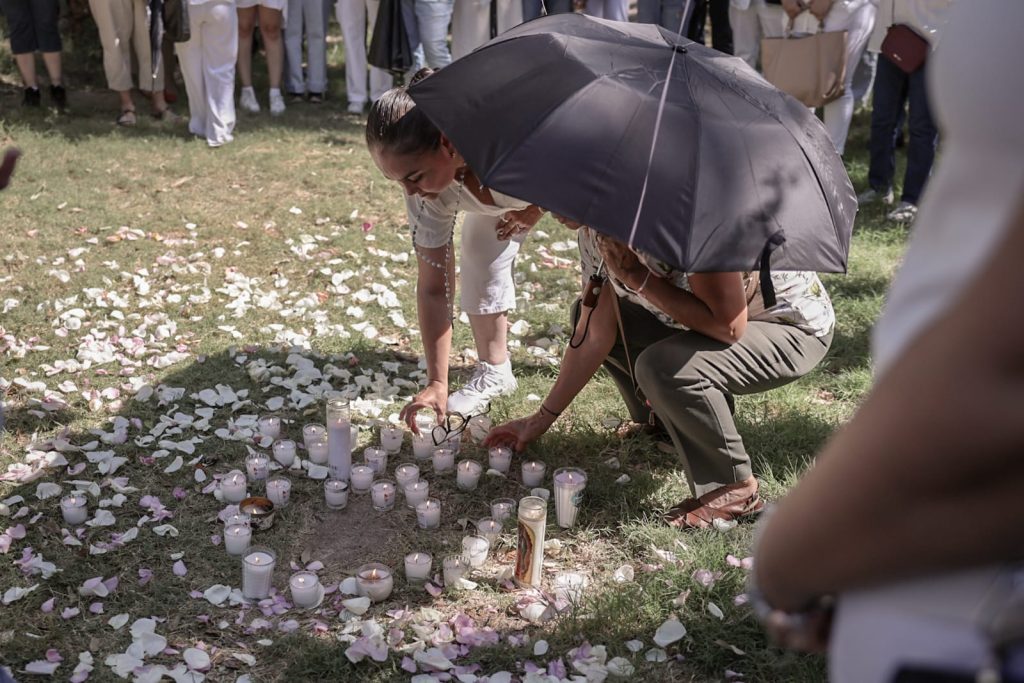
[760,16,849,108]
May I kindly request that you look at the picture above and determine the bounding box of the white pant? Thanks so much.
[459,214,520,315]
[818,1,876,154]
[450,0,523,60]
[285,0,327,93]
[336,0,392,104]
[176,1,238,147]
[581,0,628,21]
[89,0,164,92]
[728,0,785,70]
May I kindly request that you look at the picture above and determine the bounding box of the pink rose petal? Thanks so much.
[138,568,153,585]
[41,597,56,613]
[173,560,187,577]
[89,602,104,614]
[62,607,80,619]
[45,649,63,663]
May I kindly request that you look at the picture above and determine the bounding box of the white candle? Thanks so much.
[223,512,251,528]
[60,494,88,525]
[224,523,252,556]
[307,438,328,465]
[461,535,489,569]
[476,517,502,547]
[258,416,281,439]
[302,423,326,450]
[514,496,547,588]
[443,556,466,591]
[411,432,434,461]
[363,447,388,476]
[380,426,404,454]
[326,399,352,482]
[404,480,429,508]
[553,467,587,528]
[404,552,432,583]
[242,548,276,600]
[488,446,512,474]
[432,447,455,473]
[221,470,249,503]
[289,571,321,608]
[490,498,516,523]
[456,460,483,491]
[265,477,292,508]
[521,460,546,487]
[355,563,393,603]
[415,498,441,529]
[350,465,374,493]
[553,571,590,604]
[272,439,297,468]
[245,453,270,483]
[394,463,420,489]
[324,479,349,509]
[371,479,397,512]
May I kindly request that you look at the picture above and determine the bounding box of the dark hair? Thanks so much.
[365,68,442,157]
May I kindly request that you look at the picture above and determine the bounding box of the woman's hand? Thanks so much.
[781,0,805,20]
[762,604,834,653]
[808,0,831,21]
[399,381,447,433]
[496,206,545,241]
[483,411,555,451]
[596,234,650,290]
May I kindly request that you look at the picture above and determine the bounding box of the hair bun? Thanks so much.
[409,67,435,86]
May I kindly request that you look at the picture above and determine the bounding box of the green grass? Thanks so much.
[0,37,909,682]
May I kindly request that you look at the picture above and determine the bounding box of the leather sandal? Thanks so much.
[665,479,764,530]
[116,109,137,127]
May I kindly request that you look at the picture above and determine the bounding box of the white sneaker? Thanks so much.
[269,90,286,116]
[346,101,365,114]
[857,187,894,206]
[239,87,260,114]
[447,360,518,416]
[887,201,918,222]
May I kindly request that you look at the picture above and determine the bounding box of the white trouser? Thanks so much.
[818,1,876,154]
[89,0,164,92]
[728,0,785,70]
[580,0,628,21]
[458,214,521,315]
[450,0,523,60]
[176,1,238,147]
[285,0,327,93]
[336,0,393,104]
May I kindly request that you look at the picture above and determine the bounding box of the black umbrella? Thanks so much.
[409,14,857,283]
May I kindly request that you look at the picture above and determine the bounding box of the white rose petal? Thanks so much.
[645,648,667,663]
[613,565,635,583]
[533,640,549,656]
[183,648,211,671]
[653,617,687,648]
[342,597,371,616]
[109,613,131,630]
[607,657,635,677]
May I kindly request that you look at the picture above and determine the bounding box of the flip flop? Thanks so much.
[116,109,137,127]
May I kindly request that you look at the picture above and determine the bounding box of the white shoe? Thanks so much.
[239,87,260,114]
[447,360,518,416]
[857,187,894,206]
[887,201,918,222]
[269,90,286,116]
[346,101,365,114]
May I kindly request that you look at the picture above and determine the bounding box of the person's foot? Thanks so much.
[857,187,894,206]
[665,477,764,530]
[49,84,67,111]
[287,91,305,102]
[116,109,137,127]
[239,86,261,113]
[887,201,918,223]
[447,359,518,416]
[307,91,324,104]
[23,87,41,108]
[346,100,365,114]
[153,108,182,124]
[269,90,286,116]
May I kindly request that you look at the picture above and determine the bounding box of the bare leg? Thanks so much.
[468,312,510,365]
[237,6,256,87]
[258,6,284,89]
[15,53,38,88]
[40,52,62,85]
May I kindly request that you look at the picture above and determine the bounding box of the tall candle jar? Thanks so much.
[326,398,352,481]
[553,467,587,528]
[514,496,547,589]
[241,546,276,600]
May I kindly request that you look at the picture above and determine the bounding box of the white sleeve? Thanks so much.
[405,194,456,249]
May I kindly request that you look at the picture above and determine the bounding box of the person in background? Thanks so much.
[785,0,877,156]
[337,0,394,113]
[177,0,239,147]
[577,0,628,22]
[451,0,523,60]
[687,0,733,52]
[0,0,66,109]
[728,0,785,69]
[401,0,454,74]
[89,0,177,126]
[751,4,1024,681]
[857,0,951,222]
[236,0,287,115]
[285,0,327,101]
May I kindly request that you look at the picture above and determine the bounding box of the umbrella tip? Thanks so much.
[673,45,688,54]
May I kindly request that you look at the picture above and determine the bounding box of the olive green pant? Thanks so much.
[575,297,832,498]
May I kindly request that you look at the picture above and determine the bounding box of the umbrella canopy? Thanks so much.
[409,14,857,275]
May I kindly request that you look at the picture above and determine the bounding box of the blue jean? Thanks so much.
[636,0,693,34]
[414,0,453,68]
[868,55,938,205]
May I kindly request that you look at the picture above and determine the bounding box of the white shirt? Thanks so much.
[867,0,953,53]
[405,183,530,249]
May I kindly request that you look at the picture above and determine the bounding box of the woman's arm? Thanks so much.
[399,244,456,430]
[756,204,1024,613]
[484,278,619,450]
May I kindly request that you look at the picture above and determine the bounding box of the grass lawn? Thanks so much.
[0,35,910,683]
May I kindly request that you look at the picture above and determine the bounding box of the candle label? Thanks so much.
[572,491,584,507]
[514,520,538,585]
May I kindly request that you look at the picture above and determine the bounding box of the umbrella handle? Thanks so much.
[758,231,787,308]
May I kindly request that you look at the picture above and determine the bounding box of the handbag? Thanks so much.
[880,12,929,74]
[368,0,414,76]
[162,0,190,43]
[760,15,848,108]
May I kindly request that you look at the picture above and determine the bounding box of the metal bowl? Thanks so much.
[239,496,275,531]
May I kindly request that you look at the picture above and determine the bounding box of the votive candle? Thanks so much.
[258,416,281,439]
[488,446,512,474]
[461,535,489,569]
[404,480,429,508]
[241,547,276,600]
[415,498,441,529]
[221,470,249,503]
[476,517,502,547]
[394,463,420,489]
[521,460,546,487]
[350,465,375,494]
[363,447,388,476]
[380,426,404,454]
[245,453,270,483]
[443,556,466,591]
[307,438,328,465]
[272,439,297,467]
[432,447,455,473]
[324,479,349,510]
[60,494,88,525]
[371,479,397,512]
[490,498,516,523]
[224,523,252,556]
[290,571,321,608]
[265,476,291,508]
[302,423,326,450]
[456,460,483,491]
[404,552,432,583]
[355,563,393,602]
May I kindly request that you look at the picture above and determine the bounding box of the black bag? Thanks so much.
[368,0,414,75]
[163,0,191,44]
